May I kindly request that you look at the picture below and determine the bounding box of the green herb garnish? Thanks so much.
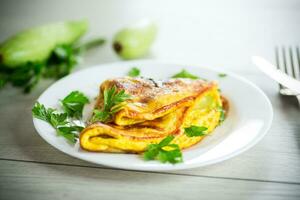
[32,102,84,143]
[0,78,5,89]
[172,69,199,79]
[128,67,140,77]
[218,73,227,78]
[92,86,131,123]
[32,90,89,143]
[32,102,54,123]
[217,106,226,123]
[57,126,84,144]
[0,62,44,93]
[184,126,208,137]
[0,38,105,93]
[45,38,106,79]
[143,135,183,164]
[43,44,79,79]
[61,91,89,118]
[92,109,111,123]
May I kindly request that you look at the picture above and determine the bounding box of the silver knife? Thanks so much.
[252,56,300,94]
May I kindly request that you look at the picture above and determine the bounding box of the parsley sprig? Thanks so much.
[143,135,183,164]
[184,126,208,137]
[32,90,89,143]
[61,91,89,118]
[128,67,140,77]
[32,102,83,143]
[92,86,131,123]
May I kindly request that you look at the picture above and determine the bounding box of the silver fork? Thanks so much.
[275,46,300,106]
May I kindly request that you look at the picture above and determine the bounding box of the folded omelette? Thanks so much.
[80,77,225,153]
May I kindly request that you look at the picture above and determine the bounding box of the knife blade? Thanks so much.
[252,56,300,94]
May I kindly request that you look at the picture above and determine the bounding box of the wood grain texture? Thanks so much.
[1,160,299,200]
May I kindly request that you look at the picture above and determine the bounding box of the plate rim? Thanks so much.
[33,59,273,171]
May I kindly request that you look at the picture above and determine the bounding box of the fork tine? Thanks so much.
[275,46,283,89]
[275,46,280,70]
[289,46,297,79]
[275,46,283,90]
[282,46,289,74]
[296,46,300,75]
[276,46,300,106]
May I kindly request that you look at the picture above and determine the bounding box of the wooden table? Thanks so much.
[1,0,300,199]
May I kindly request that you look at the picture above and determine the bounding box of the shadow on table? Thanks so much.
[277,94,300,150]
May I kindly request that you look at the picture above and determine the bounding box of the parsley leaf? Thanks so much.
[44,38,105,79]
[128,67,140,77]
[61,91,89,118]
[184,126,208,137]
[172,69,199,79]
[218,73,227,78]
[57,126,84,143]
[92,110,111,122]
[92,86,131,123]
[143,144,160,160]
[217,106,226,123]
[32,102,68,128]
[157,144,183,164]
[49,112,68,127]
[158,135,175,147]
[32,102,52,122]
[143,135,183,164]
[44,44,79,79]
[0,62,44,93]
[0,78,6,88]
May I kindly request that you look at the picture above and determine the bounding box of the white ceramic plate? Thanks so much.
[33,60,273,171]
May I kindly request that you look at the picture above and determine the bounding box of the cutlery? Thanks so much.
[252,47,300,105]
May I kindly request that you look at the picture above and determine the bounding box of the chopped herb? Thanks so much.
[92,86,131,123]
[217,106,226,123]
[61,91,89,118]
[172,69,199,79]
[184,126,208,137]
[128,67,140,77]
[218,73,227,78]
[143,135,183,164]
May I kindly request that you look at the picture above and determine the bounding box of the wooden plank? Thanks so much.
[0,160,299,200]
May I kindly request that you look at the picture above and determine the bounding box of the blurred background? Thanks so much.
[1,0,300,73]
